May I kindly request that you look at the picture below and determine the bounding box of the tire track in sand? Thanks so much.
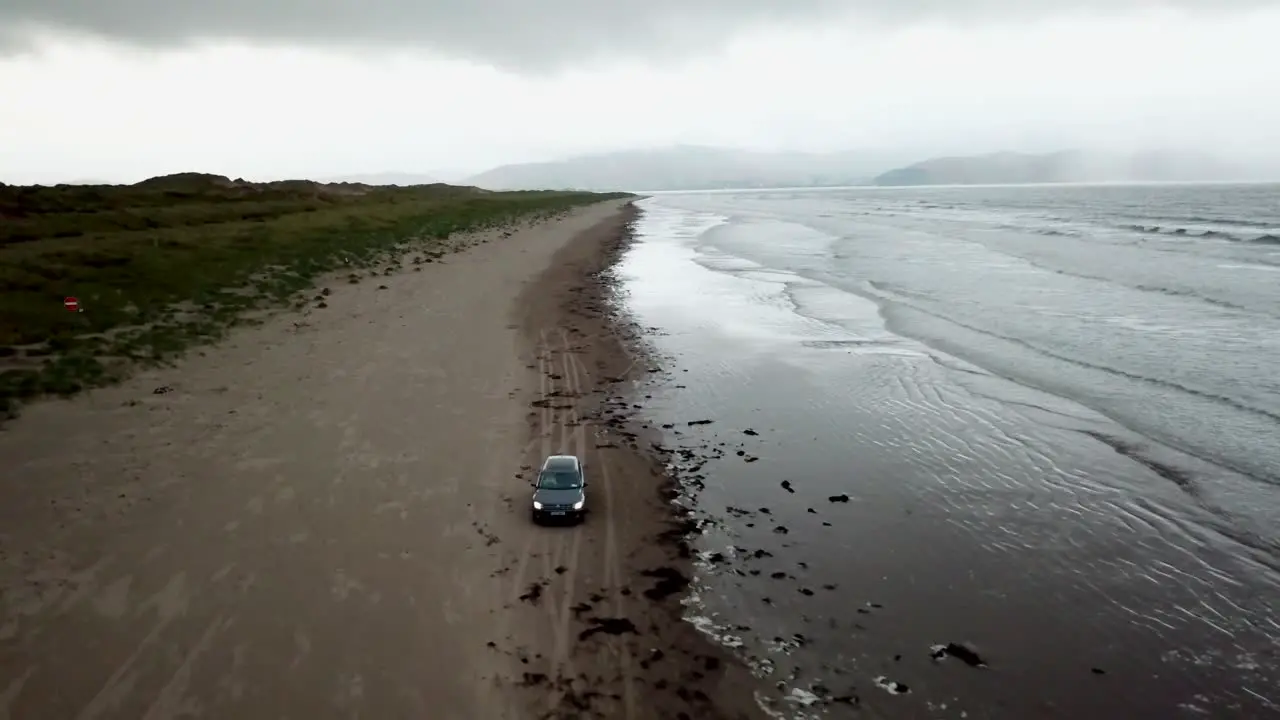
[449,420,545,716]
[481,331,560,717]
[489,329,582,712]
[498,333,555,620]
[566,339,638,719]
[539,329,585,710]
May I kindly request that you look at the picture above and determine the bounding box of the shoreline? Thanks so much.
[505,201,765,719]
[596,192,1280,718]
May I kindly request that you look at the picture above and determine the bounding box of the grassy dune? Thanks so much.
[0,172,627,416]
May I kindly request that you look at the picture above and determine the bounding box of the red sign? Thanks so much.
[64,297,79,312]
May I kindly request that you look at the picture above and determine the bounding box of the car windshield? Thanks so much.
[537,470,582,490]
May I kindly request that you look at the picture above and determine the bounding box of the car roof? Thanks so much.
[542,455,580,471]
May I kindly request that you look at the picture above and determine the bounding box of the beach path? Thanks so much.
[0,200,634,720]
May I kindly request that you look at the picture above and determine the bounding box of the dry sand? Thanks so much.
[0,200,762,720]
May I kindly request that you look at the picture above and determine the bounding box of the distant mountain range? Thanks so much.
[460,145,914,191]
[453,146,1265,192]
[11,147,1268,191]
[872,150,1251,186]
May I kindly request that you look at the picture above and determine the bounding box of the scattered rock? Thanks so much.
[687,419,714,426]
[873,676,910,695]
[743,429,759,436]
[930,642,987,667]
[518,583,543,605]
[519,672,548,686]
[781,480,795,493]
[641,566,690,601]
[152,385,173,395]
[579,617,639,640]
[828,494,851,503]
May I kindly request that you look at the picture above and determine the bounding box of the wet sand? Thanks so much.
[0,201,762,720]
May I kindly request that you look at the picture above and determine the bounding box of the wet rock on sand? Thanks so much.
[518,582,544,605]
[641,566,691,601]
[578,617,639,640]
[519,672,549,686]
[930,642,988,667]
[873,676,910,695]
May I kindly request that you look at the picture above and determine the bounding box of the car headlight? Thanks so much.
[572,500,585,510]
[532,501,543,510]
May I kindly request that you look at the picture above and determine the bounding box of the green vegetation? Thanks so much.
[0,172,628,416]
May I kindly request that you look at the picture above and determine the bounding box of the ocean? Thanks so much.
[613,183,1280,719]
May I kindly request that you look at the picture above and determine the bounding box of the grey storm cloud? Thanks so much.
[0,0,1269,70]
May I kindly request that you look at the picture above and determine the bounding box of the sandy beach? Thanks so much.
[0,200,761,720]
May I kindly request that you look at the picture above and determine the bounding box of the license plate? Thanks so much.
[551,511,565,516]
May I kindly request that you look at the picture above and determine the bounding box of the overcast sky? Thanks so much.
[1,1,1277,184]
